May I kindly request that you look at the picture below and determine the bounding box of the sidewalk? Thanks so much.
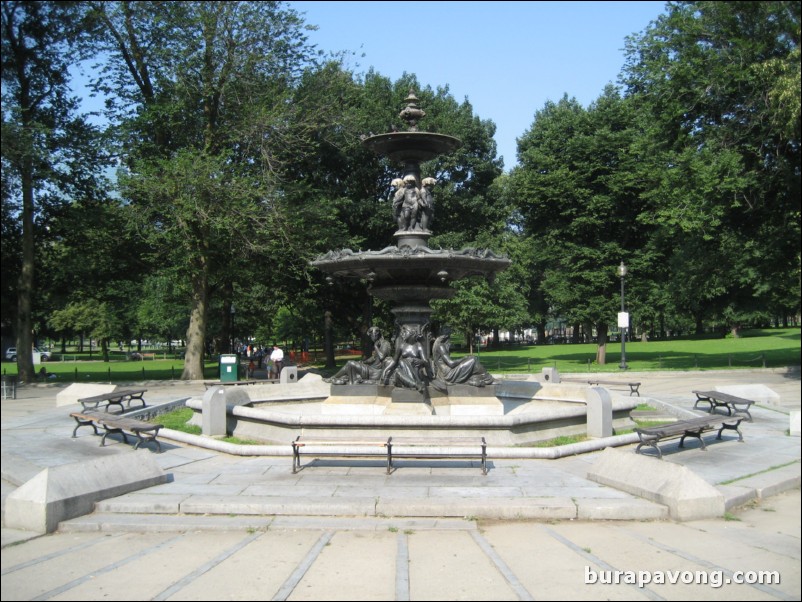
[1,369,800,600]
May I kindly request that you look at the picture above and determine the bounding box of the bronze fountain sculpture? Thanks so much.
[312,92,509,404]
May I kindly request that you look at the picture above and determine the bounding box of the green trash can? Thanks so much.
[219,354,239,382]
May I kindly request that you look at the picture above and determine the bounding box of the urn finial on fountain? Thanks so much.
[399,90,426,131]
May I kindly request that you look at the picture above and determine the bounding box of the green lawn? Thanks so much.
[2,358,220,382]
[3,327,798,382]
[464,327,800,373]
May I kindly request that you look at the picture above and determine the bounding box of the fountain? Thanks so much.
[187,93,639,446]
[310,92,511,415]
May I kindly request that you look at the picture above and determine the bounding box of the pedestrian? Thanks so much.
[270,344,284,379]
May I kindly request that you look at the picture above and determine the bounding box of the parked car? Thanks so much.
[4,347,50,361]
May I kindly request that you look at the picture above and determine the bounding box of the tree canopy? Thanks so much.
[1,1,798,379]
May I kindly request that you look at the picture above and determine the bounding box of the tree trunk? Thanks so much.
[102,339,110,362]
[181,259,209,380]
[15,159,36,383]
[536,322,546,344]
[596,323,609,365]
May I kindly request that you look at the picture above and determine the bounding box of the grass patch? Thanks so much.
[632,419,676,428]
[220,436,260,445]
[153,408,201,435]
[516,434,588,447]
[635,403,657,411]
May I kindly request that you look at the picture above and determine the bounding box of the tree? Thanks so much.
[510,88,650,364]
[49,300,121,362]
[622,0,801,334]
[1,1,100,382]
[92,1,320,379]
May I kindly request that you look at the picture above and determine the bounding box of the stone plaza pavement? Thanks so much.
[1,369,800,600]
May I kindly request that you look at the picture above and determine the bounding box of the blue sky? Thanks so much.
[289,1,667,170]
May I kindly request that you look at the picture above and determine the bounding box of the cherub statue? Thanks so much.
[396,175,420,231]
[418,177,436,231]
[390,178,405,227]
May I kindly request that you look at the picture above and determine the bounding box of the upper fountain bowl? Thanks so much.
[362,131,462,163]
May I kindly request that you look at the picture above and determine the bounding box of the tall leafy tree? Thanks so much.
[510,88,650,364]
[91,1,319,379]
[1,1,100,381]
[622,0,801,334]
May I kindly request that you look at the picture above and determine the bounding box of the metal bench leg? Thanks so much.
[100,426,127,447]
[127,393,147,408]
[680,428,707,451]
[292,442,300,473]
[717,420,744,442]
[636,438,663,459]
[133,429,161,452]
[72,417,100,438]
[733,407,753,422]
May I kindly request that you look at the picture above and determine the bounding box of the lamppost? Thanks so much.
[617,262,628,370]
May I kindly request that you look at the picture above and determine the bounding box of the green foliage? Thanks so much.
[622,0,801,330]
[509,88,650,361]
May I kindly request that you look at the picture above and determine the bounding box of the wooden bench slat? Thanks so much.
[635,414,744,459]
[692,390,755,421]
[77,389,148,412]
[587,380,641,396]
[70,411,162,452]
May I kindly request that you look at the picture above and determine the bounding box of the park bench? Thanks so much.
[291,435,488,475]
[692,390,756,422]
[586,379,642,396]
[202,379,273,389]
[634,414,744,459]
[389,436,488,475]
[77,388,147,412]
[70,411,163,452]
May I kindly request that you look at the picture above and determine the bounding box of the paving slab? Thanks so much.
[1,370,800,601]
